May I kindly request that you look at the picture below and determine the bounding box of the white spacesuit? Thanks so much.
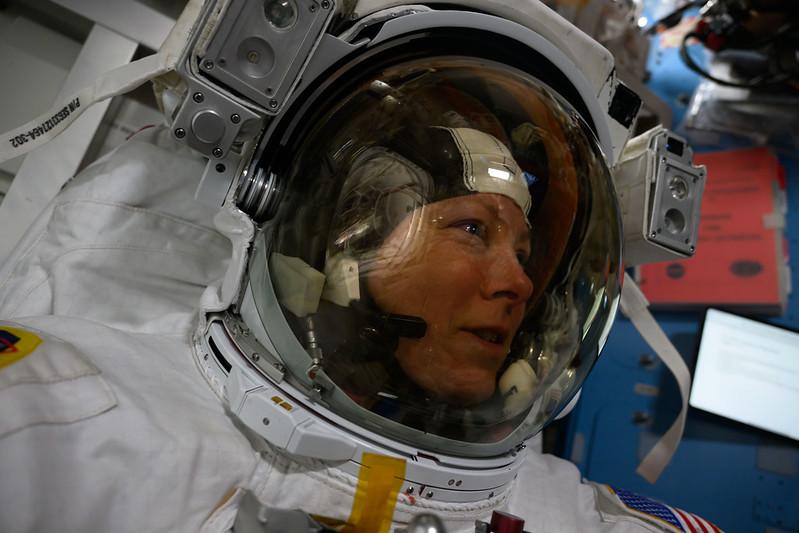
[0,1,718,532]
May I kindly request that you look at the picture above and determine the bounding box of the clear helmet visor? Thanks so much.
[252,56,622,454]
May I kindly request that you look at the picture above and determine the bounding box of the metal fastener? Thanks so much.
[192,92,204,103]
[321,0,330,8]
[202,59,214,70]
[252,352,260,362]
[448,479,454,486]
[212,147,224,158]
[273,362,285,372]
[269,99,278,109]
[455,480,462,487]
[262,417,270,426]
[230,114,241,124]
[174,128,186,138]
[426,491,434,498]
[215,163,225,173]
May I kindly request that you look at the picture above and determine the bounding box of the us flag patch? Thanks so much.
[0,326,42,370]
[606,485,723,533]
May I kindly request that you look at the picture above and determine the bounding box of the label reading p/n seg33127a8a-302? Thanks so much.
[7,97,81,148]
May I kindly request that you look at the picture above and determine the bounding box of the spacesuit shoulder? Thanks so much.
[588,482,724,533]
[504,450,722,532]
[0,321,117,440]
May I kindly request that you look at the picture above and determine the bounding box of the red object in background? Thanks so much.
[693,19,727,51]
[637,147,788,315]
[489,510,526,533]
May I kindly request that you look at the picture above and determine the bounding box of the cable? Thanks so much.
[679,31,797,88]
[644,1,704,35]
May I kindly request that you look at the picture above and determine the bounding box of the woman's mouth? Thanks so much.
[463,328,507,346]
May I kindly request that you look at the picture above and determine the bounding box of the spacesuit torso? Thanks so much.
[0,128,717,533]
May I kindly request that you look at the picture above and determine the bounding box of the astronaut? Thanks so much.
[0,1,718,532]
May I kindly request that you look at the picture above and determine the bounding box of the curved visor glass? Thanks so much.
[255,56,622,451]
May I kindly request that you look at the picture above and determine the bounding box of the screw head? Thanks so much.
[689,246,696,253]
[269,99,279,109]
[321,0,330,8]
[202,59,214,70]
[230,113,241,124]
[262,417,270,426]
[426,491,434,498]
[174,128,186,138]
[212,147,224,158]
[251,352,260,361]
[649,232,657,238]
[192,92,204,103]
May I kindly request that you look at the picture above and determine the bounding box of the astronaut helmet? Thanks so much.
[238,52,623,459]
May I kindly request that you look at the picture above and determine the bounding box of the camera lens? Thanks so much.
[669,175,689,200]
[264,0,297,29]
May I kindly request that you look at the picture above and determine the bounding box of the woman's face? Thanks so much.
[367,193,534,406]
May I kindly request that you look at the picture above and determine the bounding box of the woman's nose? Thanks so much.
[481,247,534,304]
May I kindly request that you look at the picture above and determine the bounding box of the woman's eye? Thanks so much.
[455,221,485,237]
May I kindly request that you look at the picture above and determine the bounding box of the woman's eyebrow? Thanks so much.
[438,199,492,219]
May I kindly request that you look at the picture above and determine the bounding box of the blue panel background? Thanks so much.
[555,3,799,532]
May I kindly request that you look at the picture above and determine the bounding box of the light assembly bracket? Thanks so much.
[614,126,706,266]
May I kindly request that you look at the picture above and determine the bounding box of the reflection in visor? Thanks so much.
[257,56,621,449]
